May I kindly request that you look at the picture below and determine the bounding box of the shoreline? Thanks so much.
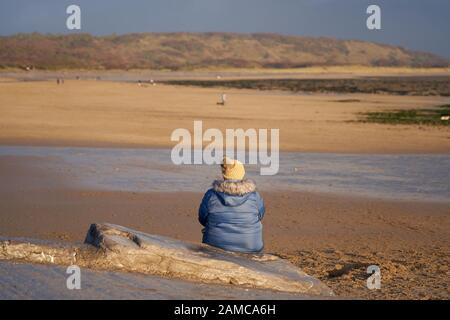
[1,147,449,203]
[1,139,450,155]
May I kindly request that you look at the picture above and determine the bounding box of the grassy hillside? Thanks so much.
[0,32,448,70]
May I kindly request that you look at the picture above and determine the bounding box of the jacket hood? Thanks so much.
[212,179,256,207]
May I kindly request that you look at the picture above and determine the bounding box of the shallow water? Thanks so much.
[0,261,316,300]
[0,146,449,202]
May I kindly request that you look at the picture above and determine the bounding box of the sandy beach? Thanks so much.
[0,77,449,299]
[2,0,450,307]
[1,79,450,153]
[0,154,449,299]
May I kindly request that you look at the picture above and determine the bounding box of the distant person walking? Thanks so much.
[217,93,226,106]
[198,157,265,253]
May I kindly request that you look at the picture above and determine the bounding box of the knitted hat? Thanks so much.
[221,156,245,180]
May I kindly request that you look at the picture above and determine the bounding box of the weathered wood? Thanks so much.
[0,223,334,296]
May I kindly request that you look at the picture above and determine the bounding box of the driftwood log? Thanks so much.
[0,223,334,296]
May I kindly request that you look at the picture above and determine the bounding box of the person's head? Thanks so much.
[221,156,245,180]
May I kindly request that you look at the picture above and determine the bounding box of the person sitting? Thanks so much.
[198,157,265,253]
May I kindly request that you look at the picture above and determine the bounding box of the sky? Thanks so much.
[0,0,449,58]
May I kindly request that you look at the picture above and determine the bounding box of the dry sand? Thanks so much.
[1,80,450,153]
[0,156,449,299]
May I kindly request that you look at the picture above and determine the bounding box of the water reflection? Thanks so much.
[1,146,449,202]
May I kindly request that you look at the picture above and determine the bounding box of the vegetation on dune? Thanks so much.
[0,32,449,70]
[362,105,450,126]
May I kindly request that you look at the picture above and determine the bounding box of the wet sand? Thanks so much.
[1,80,450,153]
[0,156,449,299]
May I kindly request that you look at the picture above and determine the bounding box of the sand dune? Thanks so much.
[2,33,448,70]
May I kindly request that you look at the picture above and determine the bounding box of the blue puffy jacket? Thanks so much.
[198,179,265,253]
